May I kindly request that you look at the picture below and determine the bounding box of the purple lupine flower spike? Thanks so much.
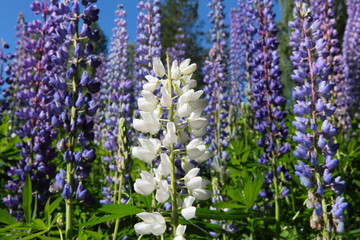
[49,0,101,206]
[203,0,229,176]
[134,0,162,102]
[246,2,290,230]
[98,4,133,206]
[290,1,347,235]
[3,1,60,217]
[167,28,186,62]
[342,0,360,126]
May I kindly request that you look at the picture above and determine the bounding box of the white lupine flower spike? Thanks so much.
[132,55,211,237]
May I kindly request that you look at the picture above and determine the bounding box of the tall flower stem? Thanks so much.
[166,55,178,234]
[113,118,127,239]
[66,16,80,240]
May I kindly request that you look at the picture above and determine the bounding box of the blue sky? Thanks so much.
[0,0,281,53]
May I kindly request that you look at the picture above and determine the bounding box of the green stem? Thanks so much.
[113,173,124,239]
[65,17,80,240]
[273,175,280,240]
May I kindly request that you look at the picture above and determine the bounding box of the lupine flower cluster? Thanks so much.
[203,0,229,184]
[167,28,186,63]
[99,4,132,206]
[290,1,347,234]
[3,1,60,217]
[2,13,27,132]
[46,0,101,238]
[132,57,211,237]
[247,0,290,205]
[134,0,162,100]
[311,0,350,133]
[342,0,360,119]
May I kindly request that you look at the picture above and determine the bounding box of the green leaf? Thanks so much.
[243,173,264,209]
[38,236,61,240]
[212,202,245,209]
[22,175,33,223]
[31,219,48,231]
[79,215,123,227]
[19,230,47,240]
[98,204,143,216]
[0,209,17,225]
[195,208,246,220]
[83,230,104,239]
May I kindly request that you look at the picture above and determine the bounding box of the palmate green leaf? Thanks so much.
[243,173,264,209]
[0,209,17,225]
[98,204,143,215]
[22,175,33,223]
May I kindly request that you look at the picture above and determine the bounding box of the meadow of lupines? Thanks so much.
[1,0,360,239]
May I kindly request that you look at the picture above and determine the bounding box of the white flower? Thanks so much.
[138,90,158,112]
[186,138,207,159]
[171,66,181,80]
[181,63,197,75]
[156,180,170,203]
[192,188,212,200]
[144,75,159,92]
[188,110,208,130]
[176,90,204,118]
[181,196,196,220]
[160,86,172,107]
[163,122,178,147]
[132,138,160,163]
[153,58,166,77]
[179,59,191,71]
[181,157,195,173]
[174,225,187,240]
[134,171,156,196]
[133,111,161,135]
[158,153,171,176]
[134,212,166,236]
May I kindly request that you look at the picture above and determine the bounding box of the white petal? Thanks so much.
[195,150,211,163]
[136,212,156,223]
[184,168,200,181]
[132,147,156,163]
[134,222,152,235]
[190,127,207,137]
[151,222,167,236]
[176,225,187,236]
[158,153,171,176]
[171,67,181,80]
[153,58,166,77]
[192,189,212,200]
[145,75,159,83]
[134,179,155,196]
[183,196,196,208]
[179,59,191,70]
[186,176,203,190]
[138,98,157,112]
[156,188,170,203]
[174,237,186,240]
[181,206,196,220]
[181,63,197,75]
[160,87,172,107]
[163,122,178,147]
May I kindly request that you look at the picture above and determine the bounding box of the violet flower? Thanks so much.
[290,1,347,235]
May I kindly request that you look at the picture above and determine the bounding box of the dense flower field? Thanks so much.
[0,0,359,239]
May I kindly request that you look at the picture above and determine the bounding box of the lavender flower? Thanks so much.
[48,0,101,238]
[311,0,350,133]
[134,0,162,101]
[203,0,229,184]
[290,1,347,235]
[4,1,60,217]
[342,0,360,123]
[167,28,186,62]
[98,5,133,211]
